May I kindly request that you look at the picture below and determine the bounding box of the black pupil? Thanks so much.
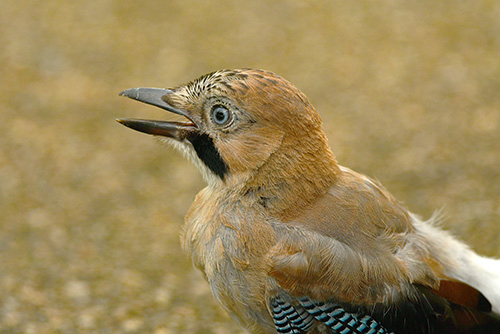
[213,106,228,124]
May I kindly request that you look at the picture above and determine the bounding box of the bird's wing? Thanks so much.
[268,166,436,303]
[268,287,500,334]
[270,294,393,334]
[267,222,500,333]
[266,167,500,333]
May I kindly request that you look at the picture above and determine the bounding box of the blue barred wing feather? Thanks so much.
[270,296,393,334]
[271,296,315,333]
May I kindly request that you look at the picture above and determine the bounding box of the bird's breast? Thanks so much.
[181,187,278,333]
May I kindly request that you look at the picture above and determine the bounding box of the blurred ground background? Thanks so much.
[1,1,500,333]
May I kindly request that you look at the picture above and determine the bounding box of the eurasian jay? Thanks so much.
[117,69,500,334]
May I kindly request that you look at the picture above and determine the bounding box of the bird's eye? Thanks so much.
[211,105,231,125]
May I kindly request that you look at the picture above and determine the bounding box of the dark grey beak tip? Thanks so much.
[115,118,139,130]
[119,88,140,98]
[118,87,172,107]
[115,117,157,133]
[118,87,189,119]
[119,87,172,101]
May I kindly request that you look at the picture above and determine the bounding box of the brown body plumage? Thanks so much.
[118,69,500,333]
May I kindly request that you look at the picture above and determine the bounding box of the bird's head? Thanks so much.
[118,69,338,215]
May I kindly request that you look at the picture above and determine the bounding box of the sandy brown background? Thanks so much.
[1,1,500,333]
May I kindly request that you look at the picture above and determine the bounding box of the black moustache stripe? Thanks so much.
[187,133,229,180]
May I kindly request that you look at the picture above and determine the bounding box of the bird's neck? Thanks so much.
[242,132,340,221]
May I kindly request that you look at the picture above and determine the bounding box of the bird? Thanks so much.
[117,68,500,334]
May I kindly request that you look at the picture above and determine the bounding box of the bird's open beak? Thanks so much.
[117,87,198,141]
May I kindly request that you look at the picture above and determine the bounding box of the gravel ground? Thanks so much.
[1,1,500,333]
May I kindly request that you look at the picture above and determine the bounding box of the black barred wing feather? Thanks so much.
[270,296,393,334]
[298,298,393,334]
[271,296,315,334]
